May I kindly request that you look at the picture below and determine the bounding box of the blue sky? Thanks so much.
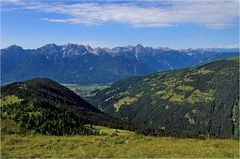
[1,0,239,49]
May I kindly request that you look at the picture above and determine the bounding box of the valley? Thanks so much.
[61,83,110,97]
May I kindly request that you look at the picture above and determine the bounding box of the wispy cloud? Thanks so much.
[2,0,239,29]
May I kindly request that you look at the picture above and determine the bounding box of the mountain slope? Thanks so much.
[89,58,239,138]
[0,45,31,76]
[0,78,133,135]
[1,44,238,85]
[194,52,239,66]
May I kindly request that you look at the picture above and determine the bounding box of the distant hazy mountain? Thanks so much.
[1,44,239,85]
[89,58,239,138]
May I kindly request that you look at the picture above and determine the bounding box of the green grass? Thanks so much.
[1,119,24,134]
[1,133,239,158]
[113,96,138,112]
[155,87,214,105]
[1,125,239,158]
[176,85,194,92]
[0,95,23,107]
[186,89,214,105]
[194,67,213,75]
[84,125,135,136]
[169,93,185,103]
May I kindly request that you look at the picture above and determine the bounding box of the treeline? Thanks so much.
[1,99,134,135]
[134,128,234,139]
[1,100,95,135]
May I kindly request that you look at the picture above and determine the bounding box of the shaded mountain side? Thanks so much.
[0,45,32,76]
[88,58,240,138]
[3,54,153,85]
[194,52,239,66]
[0,78,134,135]
[1,44,238,85]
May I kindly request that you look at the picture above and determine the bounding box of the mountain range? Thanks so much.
[88,57,239,138]
[1,44,238,85]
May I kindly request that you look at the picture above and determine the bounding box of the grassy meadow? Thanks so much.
[1,126,239,158]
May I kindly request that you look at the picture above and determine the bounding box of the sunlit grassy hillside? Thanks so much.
[1,126,239,158]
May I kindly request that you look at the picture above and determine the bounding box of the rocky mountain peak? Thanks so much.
[62,43,88,57]
[37,43,61,56]
[134,44,145,53]
[4,45,23,52]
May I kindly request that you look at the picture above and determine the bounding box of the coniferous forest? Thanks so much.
[1,78,134,135]
[88,57,240,139]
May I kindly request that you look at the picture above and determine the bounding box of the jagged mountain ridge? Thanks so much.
[1,44,238,85]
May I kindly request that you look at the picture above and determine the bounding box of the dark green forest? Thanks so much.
[0,78,134,135]
[88,58,240,138]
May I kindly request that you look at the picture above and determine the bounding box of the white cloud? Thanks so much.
[1,0,23,4]
[2,0,239,29]
[40,18,68,23]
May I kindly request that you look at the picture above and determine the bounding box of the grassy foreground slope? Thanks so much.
[89,57,240,138]
[1,116,238,158]
[1,131,239,158]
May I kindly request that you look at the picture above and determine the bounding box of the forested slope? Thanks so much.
[89,58,240,138]
[0,78,133,135]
